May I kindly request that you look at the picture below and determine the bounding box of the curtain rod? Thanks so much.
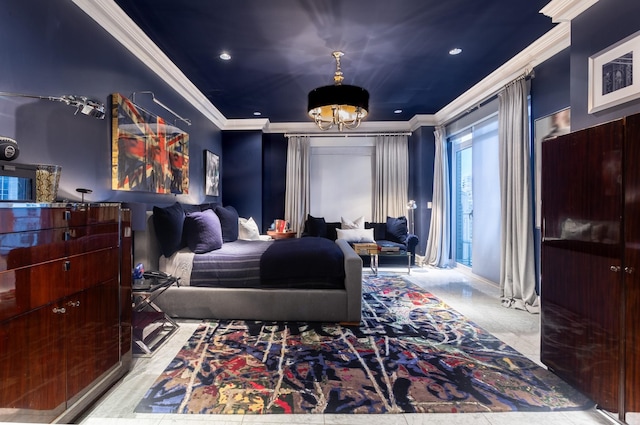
[441,69,535,129]
[284,132,412,138]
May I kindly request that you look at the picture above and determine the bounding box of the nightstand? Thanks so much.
[132,275,180,356]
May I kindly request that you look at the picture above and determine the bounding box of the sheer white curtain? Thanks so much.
[373,135,408,221]
[284,136,310,236]
[425,126,451,268]
[498,77,538,313]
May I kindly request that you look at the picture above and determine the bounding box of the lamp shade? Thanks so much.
[307,51,369,131]
[308,84,369,114]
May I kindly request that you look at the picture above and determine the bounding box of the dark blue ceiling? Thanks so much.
[113,0,555,123]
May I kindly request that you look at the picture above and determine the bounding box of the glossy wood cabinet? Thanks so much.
[0,204,132,423]
[541,113,640,422]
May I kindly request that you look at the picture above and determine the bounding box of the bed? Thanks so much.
[133,209,363,323]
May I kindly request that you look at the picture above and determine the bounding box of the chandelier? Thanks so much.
[307,51,369,131]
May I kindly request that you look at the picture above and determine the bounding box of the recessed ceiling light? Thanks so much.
[253,111,262,116]
[219,52,231,61]
[394,109,402,114]
[449,48,462,55]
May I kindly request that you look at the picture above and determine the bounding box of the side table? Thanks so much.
[267,230,296,239]
[132,275,180,356]
[366,251,412,276]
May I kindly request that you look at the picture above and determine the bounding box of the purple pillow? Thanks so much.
[183,209,223,253]
[153,202,185,257]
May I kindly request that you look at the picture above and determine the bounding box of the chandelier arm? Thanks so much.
[342,119,362,130]
[314,114,334,131]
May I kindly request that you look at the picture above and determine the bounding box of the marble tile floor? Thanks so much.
[75,266,617,425]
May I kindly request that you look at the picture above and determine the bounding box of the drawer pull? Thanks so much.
[67,301,80,307]
[625,267,635,274]
[52,307,66,314]
[63,261,71,271]
[64,211,71,221]
[610,265,621,272]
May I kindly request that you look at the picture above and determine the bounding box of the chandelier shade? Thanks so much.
[307,51,369,131]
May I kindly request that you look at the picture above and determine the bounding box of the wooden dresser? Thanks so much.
[0,203,132,423]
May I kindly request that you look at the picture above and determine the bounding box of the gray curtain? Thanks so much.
[284,136,310,236]
[373,135,408,221]
[425,126,451,268]
[498,78,538,313]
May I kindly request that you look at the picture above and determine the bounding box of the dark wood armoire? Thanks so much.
[541,112,640,422]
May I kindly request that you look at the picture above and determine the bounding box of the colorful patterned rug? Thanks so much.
[135,275,592,414]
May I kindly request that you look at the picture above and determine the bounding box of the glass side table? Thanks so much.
[132,275,180,356]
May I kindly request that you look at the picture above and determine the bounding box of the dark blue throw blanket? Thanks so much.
[260,237,345,289]
[190,238,345,289]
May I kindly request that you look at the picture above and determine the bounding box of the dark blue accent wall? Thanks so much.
[409,127,435,256]
[221,131,263,228]
[570,0,640,131]
[531,48,571,121]
[262,133,288,232]
[0,0,222,208]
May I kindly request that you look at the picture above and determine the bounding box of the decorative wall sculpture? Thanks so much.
[111,93,189,194]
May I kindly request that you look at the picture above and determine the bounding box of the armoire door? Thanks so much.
[541,119,624,412]
[624,112,640,415]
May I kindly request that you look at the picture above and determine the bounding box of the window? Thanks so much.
[448,113,501,283]
[309,137,374,222]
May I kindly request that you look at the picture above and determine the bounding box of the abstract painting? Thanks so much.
[111,93,189,194]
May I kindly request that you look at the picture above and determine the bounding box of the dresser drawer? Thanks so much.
[65,223,120,256]
[66,248,119,294]
[0,229,67,272]
[0,208,66,234]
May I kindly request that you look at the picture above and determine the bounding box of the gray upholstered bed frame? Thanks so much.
[133,212,363,323]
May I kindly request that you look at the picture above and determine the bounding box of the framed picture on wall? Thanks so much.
[111,93,190,194]
[534,107,571,228]
[205,150,219,196]
[588,30,640,113]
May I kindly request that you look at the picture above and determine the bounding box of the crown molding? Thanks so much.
[435,22,571,125]
[73,0,574,134]
[540,0,599,23]
[409,115,439,130]
[71,0,228,130]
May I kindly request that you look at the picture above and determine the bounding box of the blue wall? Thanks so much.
[570,0,640,131]
[0,0,222,208]
[262,133,288,232]
[409,127,436,256]
[221,131,263,226]
[531,48,571,121]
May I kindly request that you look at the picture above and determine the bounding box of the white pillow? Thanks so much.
[341,216,364,229]
[336,228,375,243]
[238,217,261,240]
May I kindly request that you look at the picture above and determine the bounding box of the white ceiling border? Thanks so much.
[72,0,595,133]
[540,0,600,23]
[435,22,571,125]
[71,0,228,130]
